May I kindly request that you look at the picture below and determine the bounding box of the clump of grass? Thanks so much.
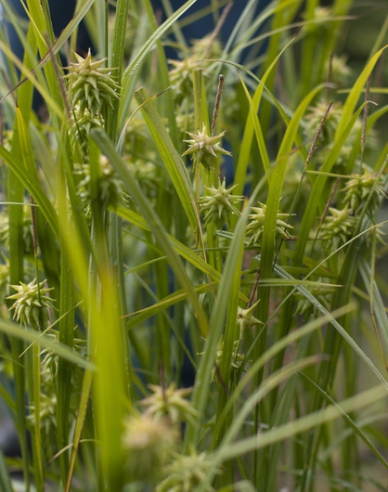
[0,1,387,491]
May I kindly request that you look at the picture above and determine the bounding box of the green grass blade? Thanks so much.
[302,373,388,470]
[118,0,197,132]
[90,267,127,491]
[213,385,387,462]
[56,249,75,484]
[237,72,270,175]
[184,181,261,450]
[261,83,325,275]
[197,356,324,492]
[292,102,369,267]
[65,368,93,492]
[8,118,29,492]
[0,318,92,368]
[335,45,388,139]
[1,0,96,102]
[255,84,326,426]
[106,0,130,139]
[274,262,388,391]
[215,304,354,436]
[92,128,209,337]
[143,0,180,146]
[234,36,296,197]
[0,447,13,492]
[113,206,221,281]
[134,87,199,232]
[0,145,59,238]
[359,257,388,370]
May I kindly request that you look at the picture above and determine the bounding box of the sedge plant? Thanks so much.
[0,0,387,491]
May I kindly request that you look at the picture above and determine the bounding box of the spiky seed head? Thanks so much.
[140,383,199,426]
[246,202,293,247]
[75,155,123,215]
[70,104,104,156]
[237,299,262,337]
[182,124,232,171]
[320,204,355,252]
[199,179,243,228]
[213,337,247,385]
[7,278,55,329]
[65,49,120,118]
[294,284,334,319]
[123,414,176,483]
[156,450,218,492]
[325,54,352,87]
[342,164,387,215]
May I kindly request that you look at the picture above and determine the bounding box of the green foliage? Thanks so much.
[0,1,387,491]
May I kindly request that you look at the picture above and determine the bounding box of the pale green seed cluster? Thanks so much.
[319,165,387,252]
[27,366,57,450]
[65,51,123,212]
[182,124,232,172]
[123,414,176,483]
[70,104,104,156]
[304,100,377,172]
[320,204,356,252]
[213,337,246,385]
[342,164,387,215]
[123,383,201,485]
[156,451,217,492]
[203,300,261,384]
[7,278,55,329]
[294,284,334,319]
[0,206,33,255]
[65,49,119,119]
[246,202,293,247]
[303,6,333,33]
[324,54,352,87]
[199,179,243,228]
[140,383,199,426]
[169,35,222,103]
[237,299,262,337]
[75,155,123,214]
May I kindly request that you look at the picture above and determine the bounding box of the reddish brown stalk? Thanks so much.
[204,1,234,59]
[305,101,333,170]
[211,73,225,135]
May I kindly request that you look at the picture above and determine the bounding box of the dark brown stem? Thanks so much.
[204,2,234,59]
[211,74,225,135]
[305,101,333,170]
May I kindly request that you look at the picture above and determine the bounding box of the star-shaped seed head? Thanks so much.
[182,124,232,171]
[199,179,243,228]
[65,49,120,118]
[342,164,387,215]
[7,278,55,329]
[246,202,293,247]
[140,383,198,426]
